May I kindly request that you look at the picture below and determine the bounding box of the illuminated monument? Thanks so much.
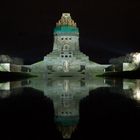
[31,13,109,77]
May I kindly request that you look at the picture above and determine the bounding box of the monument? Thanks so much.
[31,13,109,77]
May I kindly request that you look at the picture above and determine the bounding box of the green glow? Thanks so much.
[54,25,79,33]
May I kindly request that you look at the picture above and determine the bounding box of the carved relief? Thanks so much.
[56,13,77,27]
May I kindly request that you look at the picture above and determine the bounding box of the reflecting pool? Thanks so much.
[0,77,139,139]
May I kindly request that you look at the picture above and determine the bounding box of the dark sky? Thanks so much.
[0,0,140,64]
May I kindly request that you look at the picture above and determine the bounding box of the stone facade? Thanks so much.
[31,13,109,77]
[123,63,136,71]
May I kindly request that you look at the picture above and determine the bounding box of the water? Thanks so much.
[0,77,139,140]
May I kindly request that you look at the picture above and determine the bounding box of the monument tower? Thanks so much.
[31,13,109,77]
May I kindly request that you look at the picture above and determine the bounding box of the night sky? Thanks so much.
[0,0,140,64]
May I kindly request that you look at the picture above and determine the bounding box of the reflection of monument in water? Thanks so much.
[0,78,140,138]
[0,77,109,138]
[30,77,109,139]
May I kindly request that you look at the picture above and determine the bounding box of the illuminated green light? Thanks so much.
[54,25,79,33]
